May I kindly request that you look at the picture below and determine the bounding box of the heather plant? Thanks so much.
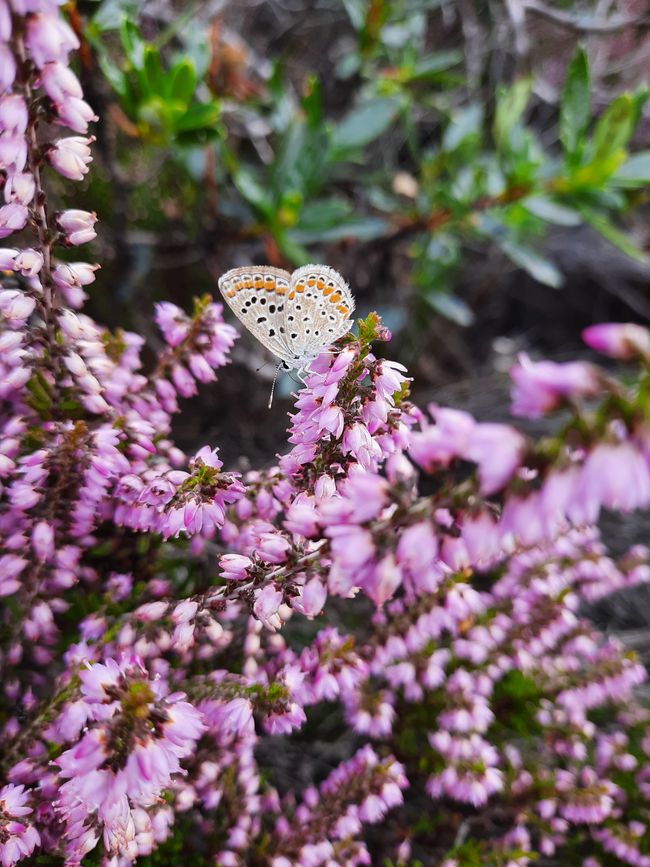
[3,3,650,867]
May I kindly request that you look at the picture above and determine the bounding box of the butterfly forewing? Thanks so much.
[217,267,294,364]
[283,265,355,361]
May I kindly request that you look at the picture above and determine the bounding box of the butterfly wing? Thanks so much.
[218,266,294,364]
[283,265,355,361]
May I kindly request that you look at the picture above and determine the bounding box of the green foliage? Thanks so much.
[86,6,650,326]
[86,13,220,146]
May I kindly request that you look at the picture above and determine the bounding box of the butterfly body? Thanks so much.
[217,264,355,373]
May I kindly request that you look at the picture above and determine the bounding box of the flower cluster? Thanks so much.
[2,4,650,866]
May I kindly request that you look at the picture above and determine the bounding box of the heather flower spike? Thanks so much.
[2,3,650,865]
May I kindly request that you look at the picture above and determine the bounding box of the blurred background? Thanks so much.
[63,0,650,465]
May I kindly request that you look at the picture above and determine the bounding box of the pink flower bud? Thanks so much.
[0,203,28,238]
[52,261,99,289]
[63,351,87,377]
[0,94,28,134]
[583,322,650,361]
[0,44,16,93]
[32,521,54,561]
[48,136,94,181]
[40,62,83,103]
[0,289,35,321]
[57,309,82,338]
[253,585,284,631]
[14,249,44,277]
[294,578,327,618]
[0,248,18,269]
[4,172,36,205]
[26,14,79,68]
[56,209,97,245]
[0,2,11,41]
[0,137,28,173]
[219,553,252,581]
[56,97,97,134]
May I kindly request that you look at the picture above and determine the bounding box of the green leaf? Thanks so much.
[498,238,564,288]
[142,45,163,97]
[560,46,590,162]
[168,60,196,103]
[494,77,532,146]
[580,209,648,263]
[296,198,352,230]
[341,0,367,30]
[408,50,463,81]
[289,216,389,244]
[302,75,323,129]
[423,291,474,326]
[95,49,128,99]
[590,94,634,164]
[610,150,650,187]
[119,17,145,68]
[441,103,483,152]
[523,196,582,226]
[274,231,310,265]
[174,101,220,133]
[331,97,401,153]
[232,167,274,220]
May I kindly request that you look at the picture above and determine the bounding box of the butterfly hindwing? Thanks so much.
[283,265,355,360]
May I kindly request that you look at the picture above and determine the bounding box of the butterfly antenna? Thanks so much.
[268,362,283,410]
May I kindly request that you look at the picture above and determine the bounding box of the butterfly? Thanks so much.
[218,264,355,404]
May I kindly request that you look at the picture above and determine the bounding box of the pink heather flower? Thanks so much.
[0,203,28,238]
[511,353,600,418]
[256,531,291,565]
[0,784,39,866]
[154,302,190,347]
[576,442,650,516]
[0,136,27,173]
[253,585,284,631]
[341,423,382,470]
[56,209,97,245]
[0,248,17,269]
[32,520,54,561]
[79,661,122,705]
[293,578,327,618]
[0,94,28,134]
[4,173,36,205]
[13,249,43,277]
[219,553,252,581]
[40,62,83,102]
[26,13,79,67]
[56,97,98,134]
[409,406,476,471]
[463,423,525,495]
[0,44,16,93]
[364,553,402,607]
[48,137,94,181]
[583,322,650,361]
[0,290,35,323]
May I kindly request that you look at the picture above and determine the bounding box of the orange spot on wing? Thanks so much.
[288,291,295,300]
[337,304,348,314]
[295,283,305,293]
[322,285,334,296]
[329,292,342,303]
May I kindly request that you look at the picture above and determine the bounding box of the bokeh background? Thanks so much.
[63,0,650,469]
